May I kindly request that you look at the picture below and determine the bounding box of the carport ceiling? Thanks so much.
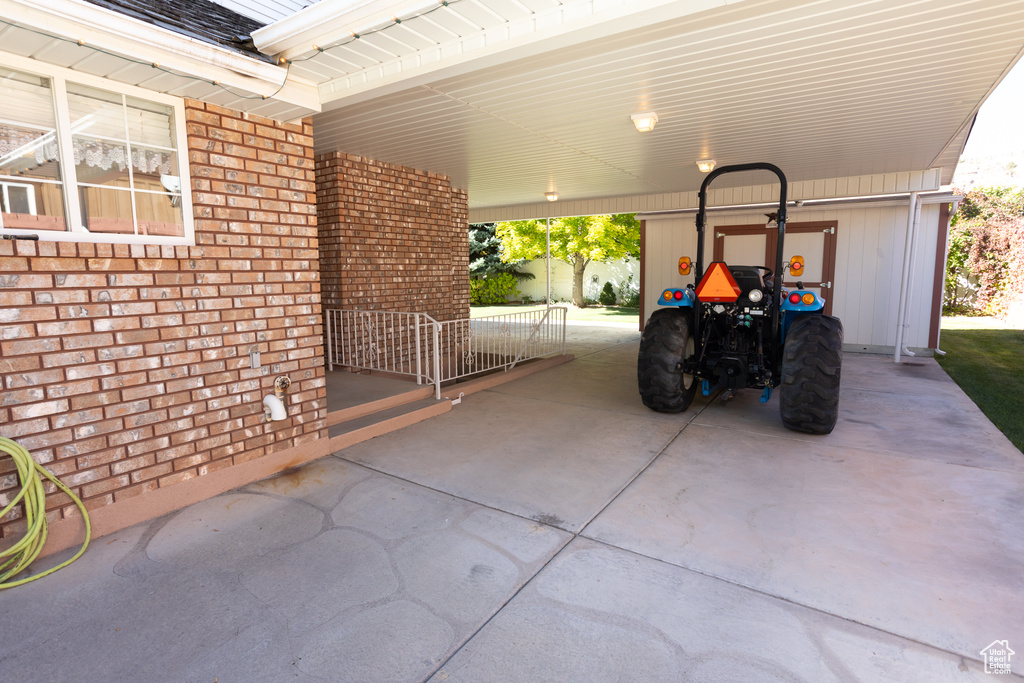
[261,0,1024,211]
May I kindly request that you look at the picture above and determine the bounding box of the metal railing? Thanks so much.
[325,307,567,399]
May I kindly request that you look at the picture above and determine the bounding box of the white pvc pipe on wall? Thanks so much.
[894,191,920,363]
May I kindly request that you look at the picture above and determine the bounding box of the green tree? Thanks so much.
[946,187,1024,315]
[469,222,533,280]
[496,214,639,307]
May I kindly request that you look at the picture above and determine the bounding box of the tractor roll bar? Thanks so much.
[694,162,789,371]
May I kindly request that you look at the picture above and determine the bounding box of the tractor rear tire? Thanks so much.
[779,314,843,434]
[638,308,697,413]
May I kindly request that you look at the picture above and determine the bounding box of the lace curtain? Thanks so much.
[0,128,171,175]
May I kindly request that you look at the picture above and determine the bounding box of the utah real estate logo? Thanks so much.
[980,640,1015,675]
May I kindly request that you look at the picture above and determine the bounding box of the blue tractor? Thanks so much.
[637,163,843,434]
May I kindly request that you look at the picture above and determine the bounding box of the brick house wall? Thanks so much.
[0,101,326,542]
[315,152,470,321]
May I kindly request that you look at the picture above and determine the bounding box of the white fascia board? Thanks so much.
[1,0,320,113]
[253,0,437,56]
[254,0,738,108]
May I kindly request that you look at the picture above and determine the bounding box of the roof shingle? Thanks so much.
[85,0,266,57]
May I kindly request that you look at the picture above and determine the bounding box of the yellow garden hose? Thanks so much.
[0,436,91,589]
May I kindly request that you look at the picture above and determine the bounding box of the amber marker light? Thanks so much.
[789,255,805,276]
[663,290,673,301]
[802,293,816,305]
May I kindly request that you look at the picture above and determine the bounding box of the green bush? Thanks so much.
[470,273,520,305]
[620,273,640,308]
[598,281,617,306]
[945,186,1024,316]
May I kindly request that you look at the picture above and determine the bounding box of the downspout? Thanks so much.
[894,192,920,362]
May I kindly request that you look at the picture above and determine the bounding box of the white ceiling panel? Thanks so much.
[211,0,320,25]
[306,0,1024,210]
[5,0,1022,213]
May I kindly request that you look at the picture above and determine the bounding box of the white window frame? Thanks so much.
[1,181,38,215]
[0,52,194,246]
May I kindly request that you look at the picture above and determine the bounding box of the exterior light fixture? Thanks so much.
[630,112,658,132]
[696,159,716,173]
[545,192,558,202]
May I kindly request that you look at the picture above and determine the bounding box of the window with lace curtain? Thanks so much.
[0,58,193,244]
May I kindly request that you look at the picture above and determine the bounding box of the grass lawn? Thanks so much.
[471,303,640,324]
[937,316,1024,452]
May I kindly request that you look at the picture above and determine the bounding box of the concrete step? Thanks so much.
[322,355,576,454]
[326,384,435,428]
[329,397,448,437]
[325,381,450,452]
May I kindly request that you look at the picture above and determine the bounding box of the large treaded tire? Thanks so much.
[779,314,843,434]
[638,308,697,413]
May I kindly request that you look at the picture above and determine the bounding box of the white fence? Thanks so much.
[325,307,567,399]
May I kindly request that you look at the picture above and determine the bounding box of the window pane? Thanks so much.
[73,135,131,187]
[131,145,176,178]
[66,83,126,140]
[126,96,175,149]
[0,67,66,232]
[80,186,135,235]
[0,180,66,231]
[135,189,184,237]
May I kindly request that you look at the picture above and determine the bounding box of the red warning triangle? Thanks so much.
[695,262,742,302]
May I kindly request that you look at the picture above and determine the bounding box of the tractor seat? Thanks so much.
[728,266,773,293]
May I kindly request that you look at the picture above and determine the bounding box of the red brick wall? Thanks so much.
[315,152,469,321]
[0,101,326,541]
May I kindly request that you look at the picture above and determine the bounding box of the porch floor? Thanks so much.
[3,323,1021,681]
[325,369,425,413]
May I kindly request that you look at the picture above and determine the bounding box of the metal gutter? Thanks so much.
[1,0,320,113]
[636,190,961,220]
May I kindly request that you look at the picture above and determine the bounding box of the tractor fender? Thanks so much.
[780,290,826,341]
[657,287,696,308]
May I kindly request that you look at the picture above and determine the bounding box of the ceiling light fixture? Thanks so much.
[545,192,558,202]
[696,159,716,173]
[630,112,658,132]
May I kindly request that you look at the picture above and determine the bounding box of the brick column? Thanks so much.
[315,152,470,321]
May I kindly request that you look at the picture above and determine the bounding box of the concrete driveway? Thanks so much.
[2,323,1022,681]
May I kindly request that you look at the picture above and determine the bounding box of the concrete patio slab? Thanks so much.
[486,349,712,419]
[3,323,1021,682]
[840,354,970,398]
[583,423,1024,660]
[691,357,1024,472]
[0,461,569,683]
[339,389,684,532]
[554,324,641,358]
[431,538,991,682]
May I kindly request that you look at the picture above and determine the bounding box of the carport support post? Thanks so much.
[546,217,551,306]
